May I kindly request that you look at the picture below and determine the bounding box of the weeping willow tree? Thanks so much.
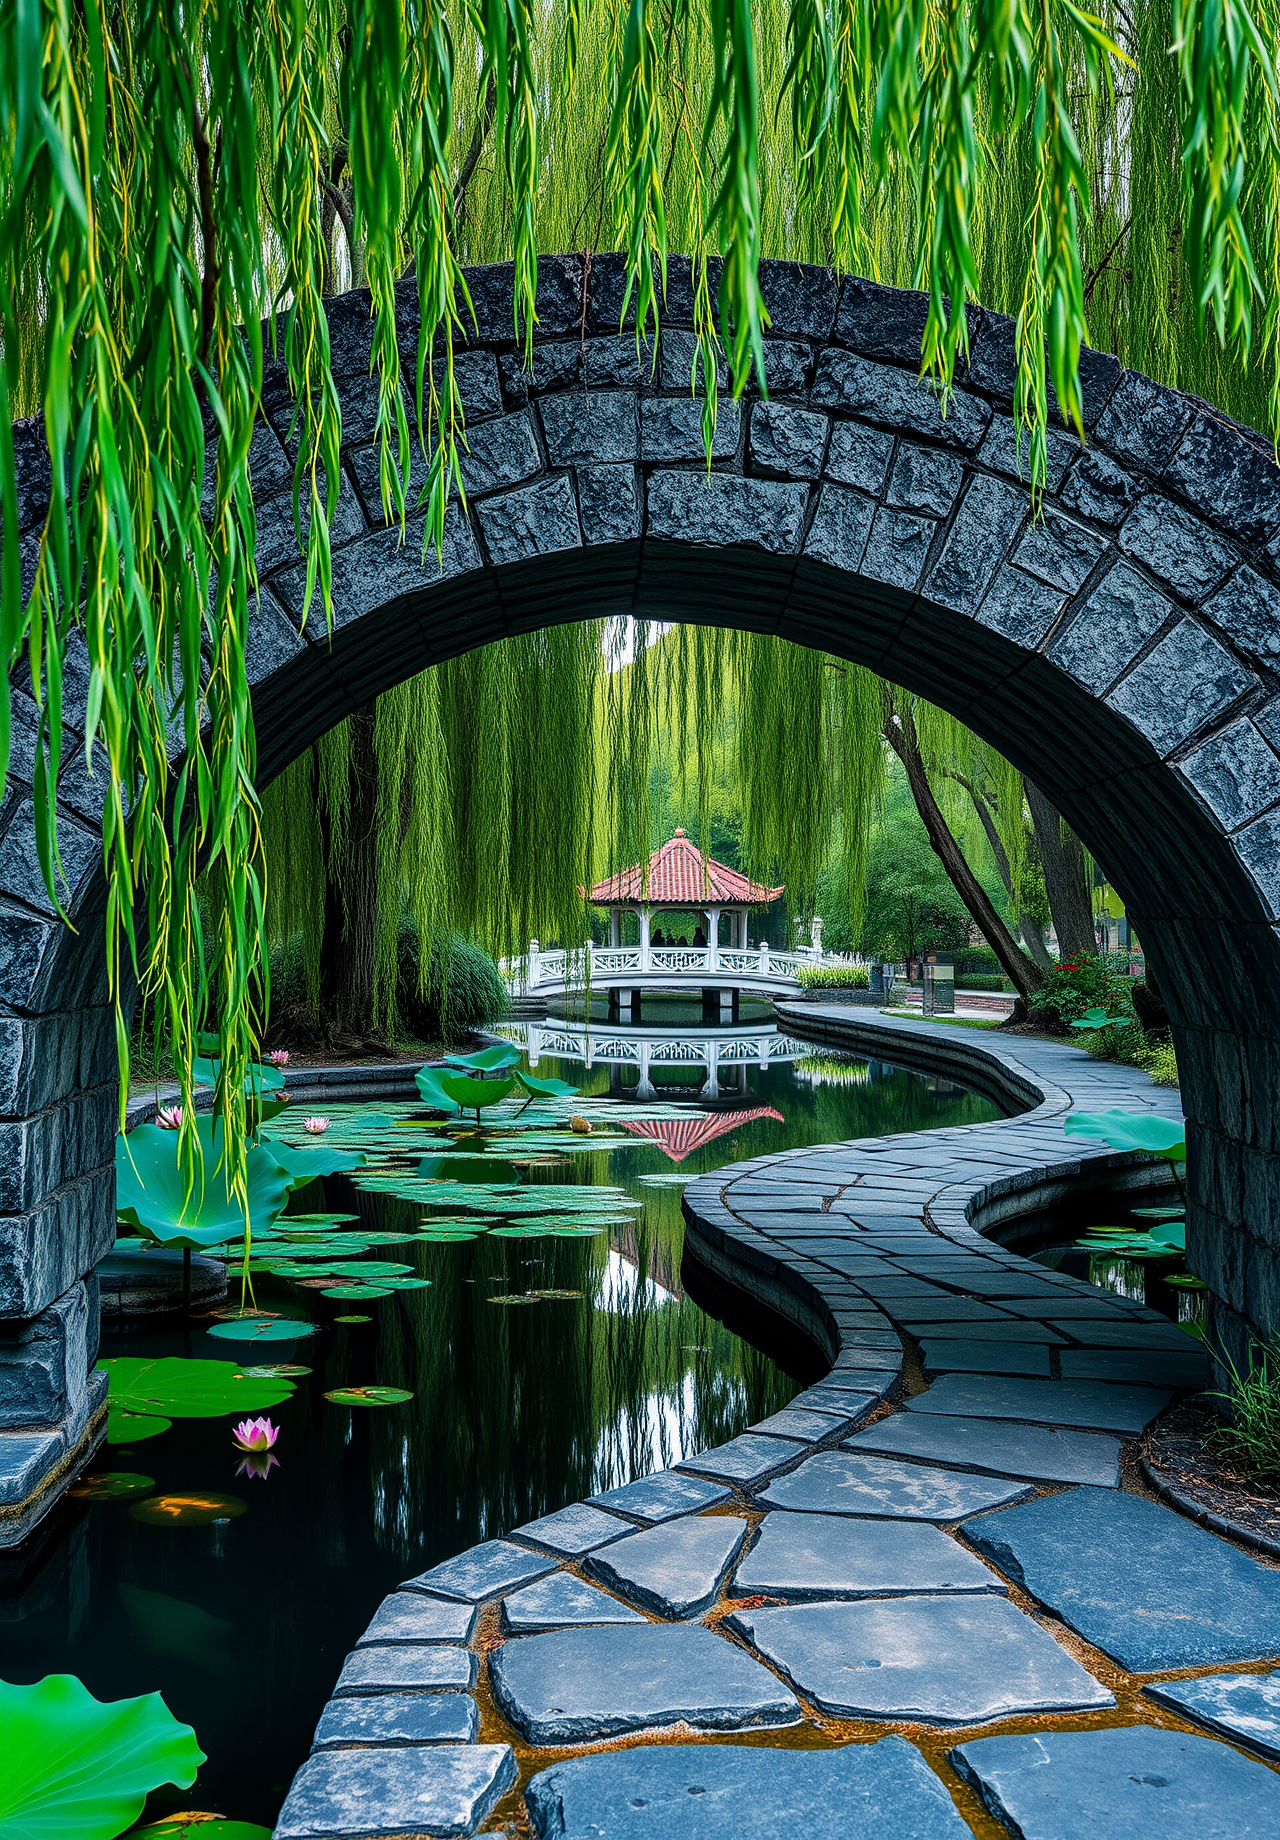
[3,0,1278,1186]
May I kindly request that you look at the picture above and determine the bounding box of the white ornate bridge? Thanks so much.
[507,940,826,1004]
[497,1017,814,1099]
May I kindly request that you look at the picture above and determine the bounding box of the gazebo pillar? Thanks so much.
[638,907,652,970]
[610,909,620,947]
[706,905,720,970]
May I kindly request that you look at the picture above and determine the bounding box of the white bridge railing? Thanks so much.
[507,1021,813,1070]
[506,940,850,993]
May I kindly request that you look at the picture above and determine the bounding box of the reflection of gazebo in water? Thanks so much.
[618,1107,785,1162]
[588,829,784,1022]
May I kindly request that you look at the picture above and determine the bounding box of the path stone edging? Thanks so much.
[1139,1454,1280,1562]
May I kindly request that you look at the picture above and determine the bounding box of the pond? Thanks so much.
[4,1014,1000,1831]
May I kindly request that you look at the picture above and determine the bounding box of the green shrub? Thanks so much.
[1208,1338,1280,1481]
[1027,953,1134,1033]
[1138,1038,1179,1086]
[1077,1019,1179,1086]
[796,963,871,989]
[957,974,1007,993]
[397,925,509,1041]
[954,945,1001,977]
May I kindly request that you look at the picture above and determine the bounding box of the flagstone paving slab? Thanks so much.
[916,1320,1068,1343]
[920,1339,1052,1377]
[1145,1668,1280,1762]
[312,1691,479,1749]
[676,1432,808,1483]
[1057,1346,1209,1388]
[962,1487,1280,1670]
[759,1449,1036,1520]
[1052,1317,1195,1349]
[588,1471,731,1523]
[334,1644,477,1696]
[585,1512,747,1618]
[488,1622,803,1743]
[949,1725,1280,1838]
[275,1743,517,1838]
[403,1539,556,1602]
[847,1414,1123,1487]
[522,1736,974,1839]
[501,1571,648,1632]
[904,1373,1173,1434]
[750,1405,866,1441]
[358,1592,478,1646]
[732,1509,1005,1599]
[728,1596,1114,1723]
[510,1501,634,1556]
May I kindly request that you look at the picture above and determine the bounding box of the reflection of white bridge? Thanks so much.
[507,941,825,1007]
[504,1019,811,1099]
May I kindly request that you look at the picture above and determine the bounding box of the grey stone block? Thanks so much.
[950,1726,1280,1840]
[1119,495,1237,600]
[524,1737,974,1840]
[275,1743,516,1839]
[974,568,1066,650]
[1060,446,1139,527]
[1165,413,1280,544]
[846,1414,1123,1487]
[0,798,101,919]
[658,330,727,393]
[904,1372,1173,1435]
[748,402,827,479]
[1180,718,1280,830]
[1236,807,1280,915]
[404,1539,556,1603]
[750,1404,868,1441]
[1107,617,1254,754]
[488,1622,802,1743]
[255,474,365,578]
[280,507,480,628]
[825,420,894,495]
[539,391,638,466]
[730,1595,1114,1723]
[512,1500,633,1556]
[677,1431,807,1484]
[1013,508,1107,593]
[579,335,656,388]
[1203,565,1280,665]
[760,259,841,339]
[1056,1346,1209,1388]
[576,465,640,543]
[0,1281,94,1427]
[585,1512,745,1618]
[861,507,935,592]
[0,1427,65,1505]
[502,1571,647,1633]
[641,396,739,462]
[457,411,543,494]
[920,1339,1052,1377]
[966,316,1121,427]
[476,475,581,565]
[886,444,965,518]
[588,1470,730,1522]
[502,342,581,400]
[962,1485,1280,1668]
[358,1593,478,1647]
[758,1449,1036,1520]
[803,484,874,573]
[734,1508,1005,1600]
[312,1691,478,1749]
[1145,1668,1280,1762]
[812,351,990,448]
[243,588,305,683]
[978,415,1077,492]
[758,339,812,398]
[1094,371,1193,472]
[834,278,930,365]
[333,1645,476,1696]
[646,472,808,554]
[1043,562,1173,691]
[925,473,1026,614]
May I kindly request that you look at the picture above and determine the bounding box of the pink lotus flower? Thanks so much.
[156,1106,183,1129]
[303,1116,329,1135]
[267,1049,290,1066]
[232,1416,279,1453]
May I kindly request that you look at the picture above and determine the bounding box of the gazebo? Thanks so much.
[587,829,783,957]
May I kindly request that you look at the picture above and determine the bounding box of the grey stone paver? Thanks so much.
[510,1501,633,1556]
[312,1692,479,1749]
[585,1513,747,1618]
[1058,1346,1209,1388]
[917,1319,1068,1343]
[523,1737,974,1839]
[274,1744,516,1838]
[950,1726,1280,1838]
[502,1570,648,1632]
[904,1372,1173,1434]
[1145,1668,1280,1761]
[402,1538,556,1602]
[357,1592,478,1646]
[759,1448,1036,1520]
[588,1470,730,1523]
[732,1509,1005,1599]
[847,1413,1123,1487]
[1052,1316,1197,1349]
[729,1596,1114,1723]
[333,1644,476,1697]
[751,1403,872,1440]
[488,1622,802,1743]
[920,1339,1052,1376]
[963,1487,1280,1670]
[676,1432,808,1483]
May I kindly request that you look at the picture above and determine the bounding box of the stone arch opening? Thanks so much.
[4,254,1280,1538]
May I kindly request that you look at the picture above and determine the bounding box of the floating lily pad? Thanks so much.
[1165,1273,1209,1290]
[528,1289,584,1300]
[134,1817,273,1839]
[333,1314,372,1323]
[70,1471,156,1500]
[322,1284,394,1299]
[285,1212,360,1226]
[489,1294,542,1306]
[343,1260,414,1277]
[376,1276,432,1290]
[239,1364,311,1378]
[323,1386,414,1407]
[100,1357,296,1425]
[130,1493,247,1527]
[488,1225,550,1238]
[1131,1206,1186,1219]
[205,1318,317,1344]
[107,1413,172,1445]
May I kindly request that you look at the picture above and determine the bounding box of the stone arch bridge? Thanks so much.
[3,254,1280,1540]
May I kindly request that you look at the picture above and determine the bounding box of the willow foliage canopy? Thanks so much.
[2,0,1278,1182]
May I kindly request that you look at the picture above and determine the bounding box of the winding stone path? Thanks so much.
[273,1009,1280,1838]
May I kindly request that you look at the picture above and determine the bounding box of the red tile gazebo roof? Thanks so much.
[587,831,783,907]
[618,1106,786,1163]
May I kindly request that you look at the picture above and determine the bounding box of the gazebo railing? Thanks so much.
[507,939,841,992]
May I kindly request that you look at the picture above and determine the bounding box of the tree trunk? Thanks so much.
[1024,778,1097,961]
[885,702,1043,1003]
[945,770,1054,971]
[318,701,380,1038]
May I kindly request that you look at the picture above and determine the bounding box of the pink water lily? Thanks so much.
[303,1116,329,1135]
[156,1105,183,1129]
[267,1049,290,1066]
[232,1416,279,1453]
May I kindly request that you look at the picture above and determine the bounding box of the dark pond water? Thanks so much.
[3,1015,999,1830]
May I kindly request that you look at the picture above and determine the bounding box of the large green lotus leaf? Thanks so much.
[135,1821,272,1840]
[106,1413,171,1445]
[261,1138,367,1190]
[444,1044,522,1073]
[1064,1109,1186,1160]
[116,1118,292,1250]
[515,1069,580,1102]
[415,1067,463,1113]
[439,1073,516,1113]
[0,1674,204,1840]
[191,1055,285,1093]
[99,1356,296,1420]
[205,1318,317,1344]
[322,1284,394,1299]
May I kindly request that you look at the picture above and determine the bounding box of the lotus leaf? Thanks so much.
[69,1472,155,1500]
[342,1260,413,1276]
[0,1674,204,1840]
[1132,1205,1185,1219]
[377,1276,432,1290]
[324,1385,414,1405]
[1070,1007,1131,1031]
[334,1314,372,1323]
[205,1318,317,1344]
[415,1066,463,1113]
[444,1044,522,1073]
[100,1359,295,1446]
[287,1212,360,1226]
[322,1284,393,1299]
[135,1820,272,1840]
[129,1493,246,1527]
[116,1118,292,1251]
[107,1413,172,1445]
[191,1055,284,1093]
[514,1069,581,1111]
[1165,1273,1209,1290]
[439,1073,516,1120]
[259,1138,367,1189]
[1063,1109,1186,1160]
[240,1364,311,1378]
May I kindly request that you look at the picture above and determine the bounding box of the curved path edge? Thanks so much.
[273,1010,1280,1840]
